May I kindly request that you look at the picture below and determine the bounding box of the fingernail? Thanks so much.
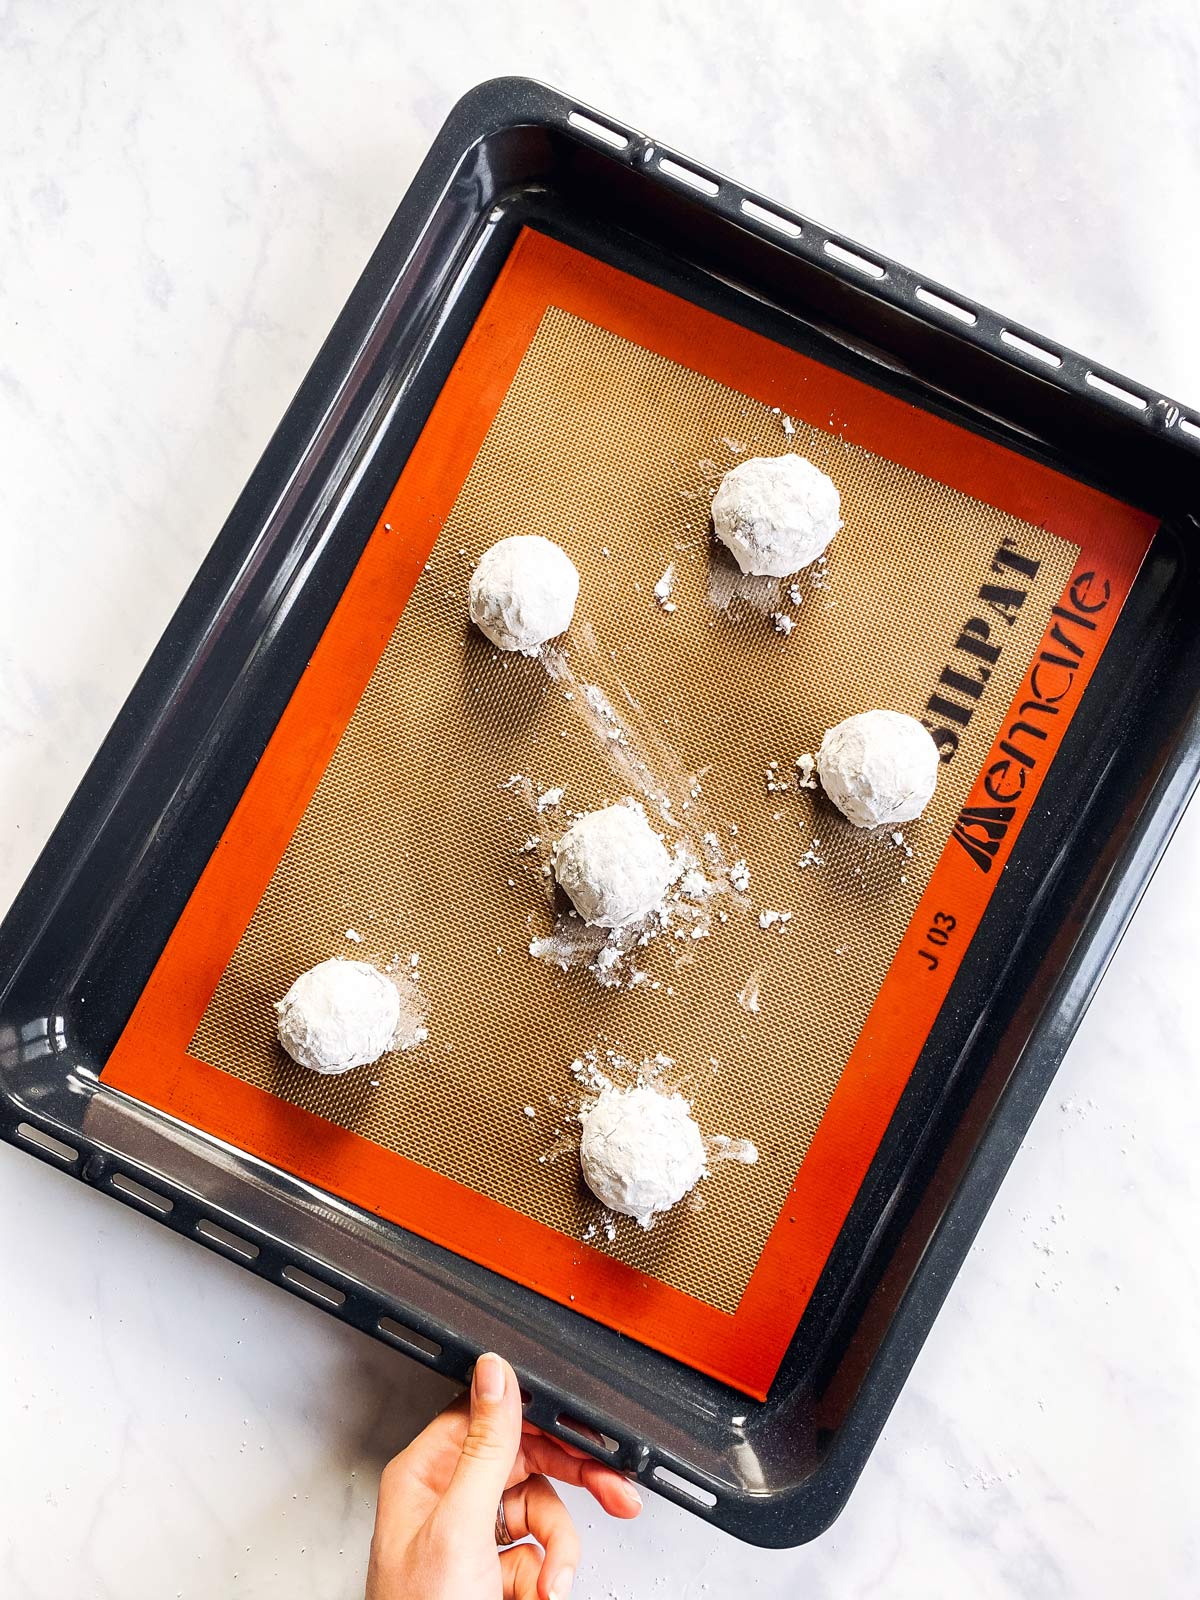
[474,1352,506,1402]
[550,1568,575,1600]
[622,1480,643,1509]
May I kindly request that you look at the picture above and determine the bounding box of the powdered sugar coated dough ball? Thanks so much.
[467,535,580,653]
[711,453,842,578]
[817,709,940,829]
[580,1084,707,1228]
[552,804,674,928]
[275,958,401,1075]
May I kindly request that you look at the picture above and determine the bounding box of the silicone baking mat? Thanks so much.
[103,229,1156,1397]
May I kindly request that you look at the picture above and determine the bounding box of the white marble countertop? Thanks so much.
[2,4,1198,1595]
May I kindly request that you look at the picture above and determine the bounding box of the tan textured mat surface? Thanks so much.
[190,304,1079,1314]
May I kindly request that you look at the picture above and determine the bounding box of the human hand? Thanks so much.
[366,1351,642,1600]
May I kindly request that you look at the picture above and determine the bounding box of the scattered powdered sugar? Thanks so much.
[569,1047,619,1095]
[798,838,825,869]
[653,564,677,613]
[795,753,818,789]
[758,909,792,932]
[580,683,629,746]
[707,1133,759,1166]
[345,928,362,943]
[530,918,627,982]
[536,786,565,813]
[538,646,720,848]
[678,867,710,900]
[736,971,762,1015]
[729,858,751,893]
[391,971,429,1052]
[706,560,783,617]
[770,612,795,635]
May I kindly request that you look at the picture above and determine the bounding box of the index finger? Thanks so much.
[519,1434,643,1519]
[521,1419,591,1459]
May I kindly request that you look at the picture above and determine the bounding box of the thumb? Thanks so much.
[441,1352,523,1526]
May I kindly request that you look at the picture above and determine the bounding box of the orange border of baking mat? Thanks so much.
[103,229,1157,1398]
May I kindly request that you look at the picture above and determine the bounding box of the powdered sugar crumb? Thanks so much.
[581,684,628,745]
[758,909,792,931]
[707,1133,759,1166]
[765,761,789,794]
[736,972,762,1014]
[795,753,818,789]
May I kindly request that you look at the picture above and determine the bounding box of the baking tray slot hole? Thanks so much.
[16,1122,78,1164]
[1180,415,1200,441]
[739,197,802,238]
[1086,371,1148,410]
[651,1465,718,1508]
[555,1413,619,1455]
[566,110,629,152]
[1000,328,1062,367]
[658,157,719,197]
[377,1316,441,1361]
[196,1219,260,1260]
[110,1172,174,1214]
[915,285,977,324]
[282,1264,346,1307]
[822,239,885,279]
